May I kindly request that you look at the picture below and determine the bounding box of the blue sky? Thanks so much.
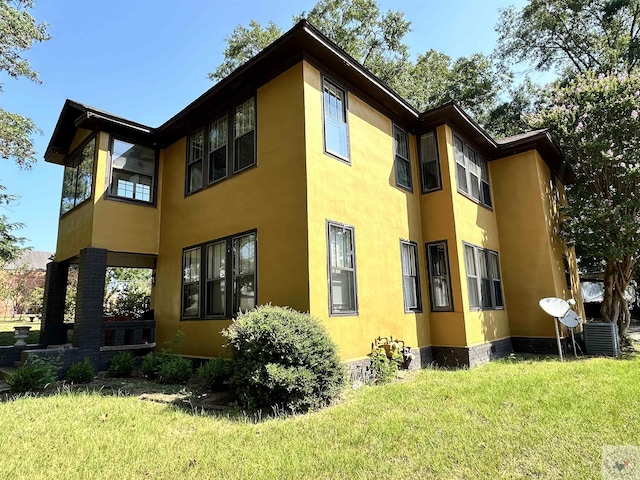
[1,0,536,253]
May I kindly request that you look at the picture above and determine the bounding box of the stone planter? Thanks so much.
[14,326,31,347]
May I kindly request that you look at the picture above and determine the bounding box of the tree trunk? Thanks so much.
[600,257,635,338]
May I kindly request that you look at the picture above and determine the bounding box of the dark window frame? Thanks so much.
[185,96,256,196]
[426,240,454,312]
[60,133,97,217]
[453,133,492,209]
[393,124,413,192]
[419,130,442,193]
[180,229,257,320]
[107,135,159,206]
[463,242,504,311]
[322,77,350,164]
[326,220,358,316]
[400,239,422,313]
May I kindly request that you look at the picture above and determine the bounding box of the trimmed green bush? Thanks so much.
[66,358,95,384]
[156,355,192,384]
[108,352,134,378]
[141,352,163,379]
[223,305,345,411]
[6,356,59,393]
[198,357,230,390]
[369,347,398,384]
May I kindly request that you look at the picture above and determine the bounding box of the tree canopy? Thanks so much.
[0,0,49,264]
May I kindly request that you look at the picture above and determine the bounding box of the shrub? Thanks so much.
[141,352,163,379]
[66,358,95,384]
[369,347,398,384]
[156,355,192,384]
[6,356,60,393]
[198,357,230,390]
[222,305,345,412]
[108,352,134,377]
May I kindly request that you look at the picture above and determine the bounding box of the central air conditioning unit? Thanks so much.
[583,322,620,357]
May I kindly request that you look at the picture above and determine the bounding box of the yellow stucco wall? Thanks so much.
[444,126,511,347]
[491,150,583,338]
[153,63,310,357]
[303,62,429,362]
[56,131,161,261]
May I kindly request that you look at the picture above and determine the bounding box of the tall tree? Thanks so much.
[495,0,640,75]
[208,0,510,135]
[528,71,640,334]
[0,0,49,264]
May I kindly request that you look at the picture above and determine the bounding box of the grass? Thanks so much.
[0,354,639,479]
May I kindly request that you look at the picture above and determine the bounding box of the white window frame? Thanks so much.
[453,133,492,208]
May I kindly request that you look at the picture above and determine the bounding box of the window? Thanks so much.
[61,136,95,215]
[463,243,504,310]
[109,138,156,203]
[400,241,421,312]
[186,97,256,194]
[323,78,349,161]
[426,241,453,311]
[453,134,492,207]
[328,221,357,314]
[420,131,441,192]
[181,231,256,319]
[394,125,412,190]
[562,255,572,291]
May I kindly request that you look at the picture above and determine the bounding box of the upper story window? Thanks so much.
[61,136,95,215]
[323,78,350,162]
[109,138,156,203]
[394,125,412,190]
[453,134,492,208]
[420,131,441,192]
[463,243,503,310]
[186,97,256,195]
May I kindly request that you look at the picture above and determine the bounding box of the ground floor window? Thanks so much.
[327,221,357,315]
[400,240,421,312]
[426,241,453,311]
[181,230,256,319]
[463,243,503,310]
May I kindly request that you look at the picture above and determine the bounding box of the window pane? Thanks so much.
[331,268,355,311]
[403,276,417,310]
[479,250,492,308]
[206,279,225,316]
[433,277,450,308]
[209,116,227,150]
[233,233,256,314]
[482,181,492,207]
[464,245,479,308]
[324,80,349,159]
[328,223,357,313]
[189,130,204,163]
[234,132,254,171]
[183,284,199,317]
[394,127,409,159]
[183,248,200,283]
[113,171,152,201]
[76,139,95,205]
[234,98,255,138]
[234,234,255,275]
[188,160,203,192]
[207,242,226,280]
[396,157,412,189]
[235,276,255,313]
[428,243,451,310]
[420,132,440,191]
[61,165,77,214]
[330,226,353,269]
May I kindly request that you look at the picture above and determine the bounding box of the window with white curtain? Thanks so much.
[400,240,421,312]
[328,221,357,314]
[426,241,453,312]
[464,243,504,310]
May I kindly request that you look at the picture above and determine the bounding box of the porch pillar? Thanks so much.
[40,260,69,346]
[73,247,107,351]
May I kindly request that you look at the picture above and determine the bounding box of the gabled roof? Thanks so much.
[45,100,154,164]
[44,20,575,184]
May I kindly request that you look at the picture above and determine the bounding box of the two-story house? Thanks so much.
[41,20,583,370]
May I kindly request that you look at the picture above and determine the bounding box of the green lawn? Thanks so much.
[1,354,638,479]
[0,316,42,345]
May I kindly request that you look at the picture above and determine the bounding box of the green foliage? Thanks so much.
[65,358,95,384]
[141,352,163,379]
[104,267,152,318]
[198,357,230,390]
[495,0,640,75]
[369,347,401,384]
[108,351,134,378]
[156,355,193,384]
[529,70,640,330]
[223,305,345,411]
[6,355,59,393]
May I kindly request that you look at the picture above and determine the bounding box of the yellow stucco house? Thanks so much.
[41,20,583,370]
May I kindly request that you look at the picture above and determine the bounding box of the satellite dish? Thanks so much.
[559,310,580,328]
[539,297,570,318]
